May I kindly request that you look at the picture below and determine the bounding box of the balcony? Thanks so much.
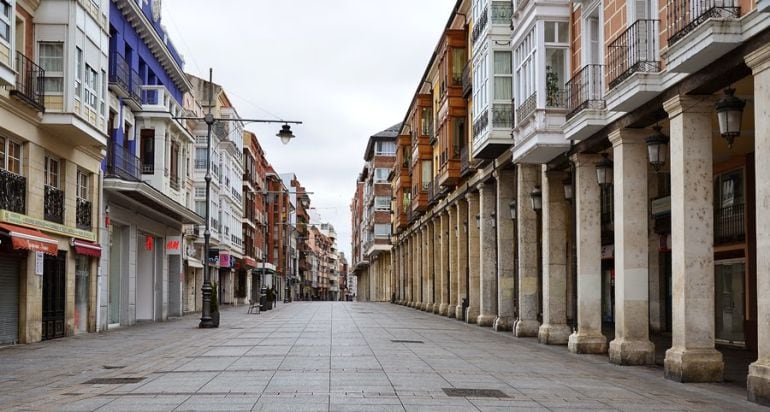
[44,186,64,224]
[9,51,45,112]
[0,169,26,214]
[76,198,92,230]
[516,93,537,125]
[140,85,184,119]
[607,20,661,90]
[715,203,745,244]
[462,63,472,98]
[491,1,513,25]
[106,143,141,181]
[460,146,473,176]
[566,65,605,119]
[472,8,489,44]
[108,52,142,108]
[665,0,742,73]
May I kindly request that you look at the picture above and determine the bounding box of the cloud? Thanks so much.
[162,0,456,261]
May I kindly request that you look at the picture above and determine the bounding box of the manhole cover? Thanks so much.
[391,339,424,344]
[443,388,509,398]
[102,365,126,370]
[83,377,145,385]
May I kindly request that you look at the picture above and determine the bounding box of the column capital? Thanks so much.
[663,94,717,118]
[570,152,602,166]
[608,128,648,148]
[746,42,770,74]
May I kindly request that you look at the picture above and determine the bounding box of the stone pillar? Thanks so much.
[418,228,426,310]
[538,168,571,345]
[431,218,439,314]
[408,233,415,307]
[662,94,724,382]
[478,182,498,326]
[455,199,469,320]
[747,43,770,405]
[447,205,458,318]
[424,223,434,312]
[515,164,541,337]
[495,169,516,331]
[466,192,481,323]
[608,128,655,365]
[568,154,607,354]
[438,212,449,315]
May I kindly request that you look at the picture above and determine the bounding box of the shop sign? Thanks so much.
[219,251,231,268]
[166,236,181,255]
[35,251,44,276]
[0,209,96,242]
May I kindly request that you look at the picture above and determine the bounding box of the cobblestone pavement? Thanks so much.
[0,302,762,411]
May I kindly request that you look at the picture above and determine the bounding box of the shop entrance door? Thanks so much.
[42,252,66,340]
[715,259,746,345]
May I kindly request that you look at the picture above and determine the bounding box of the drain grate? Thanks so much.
[83,377,145,385]
[443,388,509,398]
[391,339,424,344]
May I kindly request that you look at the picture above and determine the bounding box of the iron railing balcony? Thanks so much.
[462,63,472,97]
[607,19,661,89]
[566,64,606,119]
[44,185,64,224]
[9,51,45,112]
[492,103,513,128]
[0,169,26,214]
[715,203,745,244]
[546,88,566,109]
[491,1,513,25]
[516,92,537,125]
[460,146,471,175]
[473,110,489,139]
[106,143,141,181]
[108,52,130,95]
[472,7,489,44]
[76,198,92,230]
[667,0,740,45]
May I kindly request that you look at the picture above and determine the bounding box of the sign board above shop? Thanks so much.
[0,210,96,242]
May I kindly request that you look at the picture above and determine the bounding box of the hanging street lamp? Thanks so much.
[509,199,517,220]
[563,175,574,201]
[596,154,613,187]
[715,87,746,148]
[530,186,542,211]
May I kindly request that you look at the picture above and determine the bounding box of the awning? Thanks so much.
[72,239,101,257]
[0,223,58,255]
[242,256,257,268]
[187,257,203,269]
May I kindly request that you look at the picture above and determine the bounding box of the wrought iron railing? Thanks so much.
[516,92,537,124]
[492,103,513,128]
[108,52,130,94]
[546,88,566,108]
[667,0,740,45]
[10,51,45,111]
[715,203,745,244]
[142,159,155,174]
[566,64,605,119]
[76,198,92,230]
[473,111,489,139]
[44,185,64,224]
[607,19,660,89]
[129,69,142,104]
[491,1,513,24]
[462,63,472,97]
[460,146,470,175]
[472,7,489,44]
[0,169,26,214]
[106,143,141,181]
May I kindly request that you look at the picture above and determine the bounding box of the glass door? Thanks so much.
[715,259,745,345]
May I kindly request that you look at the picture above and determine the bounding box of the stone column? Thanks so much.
[466,191,481,323]
[455,199,469,320]
[408,233,415,307]
[431,218,439,314]
[447,204,458,318]
[538,167,571,345]
[747,43,770,405]
[568,154,607,354]
[515,164,541,337]
[495,169,516,331]
[478,182,498,326]
[424,220,436,312]
[418,228,426,310]
[608,128,655,365]
[438,212,450,315]
[662,95,724,382]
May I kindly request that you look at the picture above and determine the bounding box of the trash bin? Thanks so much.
[259,287,268,311]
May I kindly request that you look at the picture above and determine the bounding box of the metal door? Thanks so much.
[0,256,19,345]
[42,252,66,340]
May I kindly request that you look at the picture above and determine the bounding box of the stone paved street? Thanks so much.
[0,302,762,411]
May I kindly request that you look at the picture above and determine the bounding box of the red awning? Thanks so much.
[72,239,101,257]
[243,256,257,268]
[0,223,58,255]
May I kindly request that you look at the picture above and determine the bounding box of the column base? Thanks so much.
[608,338,655,365]
[477,314,495,327]
[407,302,415,308]
[438,303,448,316]
[455,305,464,320]
[514,319,540,337]
[493,316,514,332]
[748,361,770,406]
[447,305,457,318]
[465,307,479,324]
[664,347,723,383]
[568,332,608,354]
[423,303,432,312]
[537,323,571,345]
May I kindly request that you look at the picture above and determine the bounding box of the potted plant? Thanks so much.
[210,281,220,327]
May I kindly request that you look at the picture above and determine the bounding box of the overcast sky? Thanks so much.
[162,0,456,260]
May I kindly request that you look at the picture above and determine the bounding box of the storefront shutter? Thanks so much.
[0,258,19,345]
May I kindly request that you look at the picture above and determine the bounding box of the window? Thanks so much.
[195,147,207,169]
[451,47,465,85]
[421,160,432,190]
[374,168,389,183]
[0,137,22,174]
[374,224,391,238]
[493,51,512,100]
[472,51,489,119]
[77,170,89,200]
[195,187,205,198]
[38,42,64,94]
[544,22,569,107]
[420,107,433,137]
[0,0,10,42]
[75,47,83,99]
[84,64,98,109]
[195,201,205,216]
[44,156,60,188]
[100,69,107,115]
[375,196,390,211]
[514,28,536,116]
[375,141,396,155]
